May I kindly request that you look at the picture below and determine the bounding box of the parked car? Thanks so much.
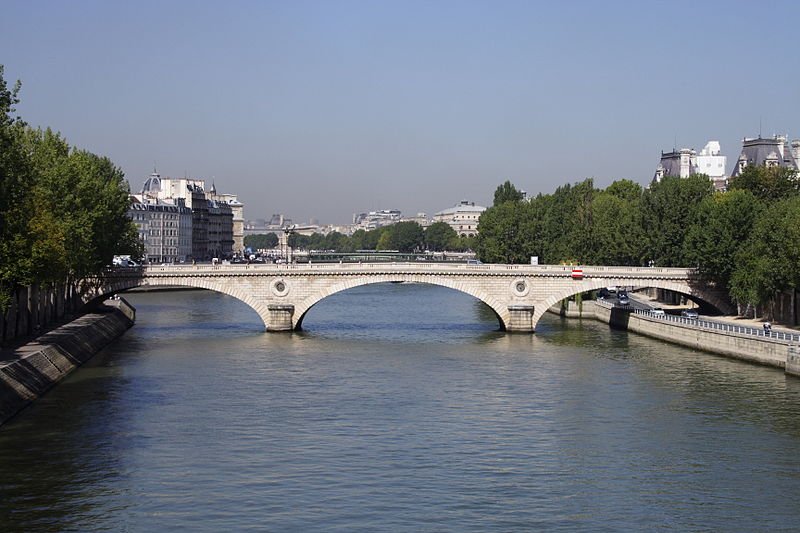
[618,293,630,306]
[681,309,699,319]
[651,307,666,317]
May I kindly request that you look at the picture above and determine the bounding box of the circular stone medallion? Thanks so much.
[511,278,530,297]
[271,278,290,297]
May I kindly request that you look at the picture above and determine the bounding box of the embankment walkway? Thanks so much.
[551,299,800,377]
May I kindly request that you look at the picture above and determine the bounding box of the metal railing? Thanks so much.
[631,307,800,342]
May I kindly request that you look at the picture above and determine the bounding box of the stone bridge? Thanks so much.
[91,263,733,333]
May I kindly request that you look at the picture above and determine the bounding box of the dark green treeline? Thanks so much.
[0,66,141,310]
[477,173,800,316]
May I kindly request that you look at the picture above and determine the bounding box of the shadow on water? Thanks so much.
[537,312,800,438]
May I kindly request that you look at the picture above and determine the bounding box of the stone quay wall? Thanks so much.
[1,282,87,348]
[0,298,135,426]
[548,300,797,375]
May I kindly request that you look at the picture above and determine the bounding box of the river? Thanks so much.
[1,284,800,531]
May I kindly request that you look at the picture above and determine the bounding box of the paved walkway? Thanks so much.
[631,294,800,336]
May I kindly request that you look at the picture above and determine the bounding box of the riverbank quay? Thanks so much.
[549,300,800,377]
[0,298,135,426]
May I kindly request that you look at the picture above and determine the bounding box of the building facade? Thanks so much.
[128,195,193,263]
[731,134,800,178]
[216,192,244,252]
[654,141,728,190]
[352,210,402,231]
[134,172,237,260]
[433,201,486,237]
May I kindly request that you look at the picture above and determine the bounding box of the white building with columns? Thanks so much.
[433,201,486,237]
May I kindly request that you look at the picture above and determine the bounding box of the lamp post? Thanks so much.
[283,225,295,263]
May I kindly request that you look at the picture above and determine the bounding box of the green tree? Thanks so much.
[349,229,368,251]
[591,189,644,265]
[363,227,385,250]
[376,231,393,251]
[493,180,525,206]
[244,233,279,250]
[0,65,140,309]
[324,231,351,252]
[640,174,713,266]
[729,165,799,202]
[730,196,800,318]
[604,179,642,203]
[380,221,424,252]
[425,221,457,251]
[683,189,761,291]
[450,234,477,252]
[0,66,34,308]
[539,179,597,264]
[475,200,532,263]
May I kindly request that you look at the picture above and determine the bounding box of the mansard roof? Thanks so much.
[732,135,799,177]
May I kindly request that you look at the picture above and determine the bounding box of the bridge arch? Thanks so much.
[294,274,509,331]
[88,274,273,328]
[530,276,734,329]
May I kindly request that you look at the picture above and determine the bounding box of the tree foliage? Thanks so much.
[640,174,713,266]
[425,221,457,252]
[493,180,525,206]
[244,233,279,250]
[476,171,800,318]
[475,201,532,263]
[683,189,761,291]
[729,196,800,316]
[729,165,799,202]
[0,65,140,309]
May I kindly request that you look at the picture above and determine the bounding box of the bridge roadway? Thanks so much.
[95,262,733,333]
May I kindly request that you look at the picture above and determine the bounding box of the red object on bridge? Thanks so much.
[571,267,583,280]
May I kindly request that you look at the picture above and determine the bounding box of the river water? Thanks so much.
[2,284,800,531]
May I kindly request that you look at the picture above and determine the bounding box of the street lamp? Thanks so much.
[283,225,295,263]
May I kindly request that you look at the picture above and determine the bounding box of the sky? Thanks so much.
[2,0,799,225]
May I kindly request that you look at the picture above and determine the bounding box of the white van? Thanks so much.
[113,255,138,267]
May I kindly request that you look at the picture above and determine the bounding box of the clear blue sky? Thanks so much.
[2,0,799,224]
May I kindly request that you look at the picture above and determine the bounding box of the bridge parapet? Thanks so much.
[141,262,697,278]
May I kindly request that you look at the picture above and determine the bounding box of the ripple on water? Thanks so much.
[1,286,800,531]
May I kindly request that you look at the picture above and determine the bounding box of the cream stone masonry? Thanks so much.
[95,263,733,332]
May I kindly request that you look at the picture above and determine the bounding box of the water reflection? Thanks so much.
[1,285,799,531]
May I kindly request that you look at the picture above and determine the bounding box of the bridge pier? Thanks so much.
[506,305,535,332]
[267,304,295,331]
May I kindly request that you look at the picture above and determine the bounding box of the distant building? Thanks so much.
[244,214,294,236]
[402,212,429,228]
[654,148,696,180]
[206,185,234,259]
[215,192,244,253]
[128,195,193,264]
[433,201,486,237]
[731,134,800,178]
[137,172,235,259]
[654,141,728,190]
[352,210,402,231]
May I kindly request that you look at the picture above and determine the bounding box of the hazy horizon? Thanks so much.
[3,0,799,225]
